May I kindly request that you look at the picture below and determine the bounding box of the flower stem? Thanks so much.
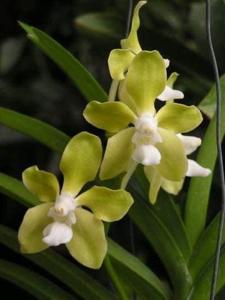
[108,80,119,102]
[104,256,129,300]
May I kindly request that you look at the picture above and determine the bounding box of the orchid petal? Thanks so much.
[108,49,135,80]
[156,103,203,133]
[22,166,59,203]
[144,166,162,204]
[124,51,166,115]
[132,144,161,166]
[100,127,135,180]
[186,159,211,177]
[157,85,184,102]
[161,178,184,195]
[66,208,107,269]
[177,134,201,155]
[167,72,179,88]
[83,101,136,133]
[18,203,52,253]
[156,128,187,181]
[76,186,133,222]
[121,1,147,53]
[60,132,102,196]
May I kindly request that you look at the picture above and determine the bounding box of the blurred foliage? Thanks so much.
[0,0,225,298]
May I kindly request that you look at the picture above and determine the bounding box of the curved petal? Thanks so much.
[156,128,187,181]
[76,186,133,222]
[60,132,102,196]
[132,144,161,166]
[108,49,135,80]
[144,166,162,204]
[186,159,211,177]
[167,72,179,88]
[83,101,137,133]
[66,208,107,269]
[161,178,184,195]
[156,103,203,133]
[18,203,52,253]
[157,86,184,102]
[100,127,135,180]
[124,51,166,115]
[177,134,201,155]
[120,1,146,53]
[22,166,59,203]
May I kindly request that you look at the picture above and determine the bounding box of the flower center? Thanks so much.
[131,114,162,166]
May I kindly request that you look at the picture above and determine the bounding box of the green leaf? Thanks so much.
[184,80,225,247]
[22,166,59,202]
[108,239,171,300]
[0,225,116,300]
[189,213,225,280]
[0,259,74,300]
[19,22,107,101]
[198,74,225,119]
[128,188,192,298]
[0,172,39,207]
[188,245,225,299]
[0,107,69,153]
[133,166,192,261]
[60,132,102,196]
[77,186,133,222]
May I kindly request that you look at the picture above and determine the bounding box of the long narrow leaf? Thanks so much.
[0,107,69,153]
[0,259,74,300]
[108,239,171,300]
[129,189,192,299]
[0,225,116,300]
[184,79,225,247]
[19,22,107,101]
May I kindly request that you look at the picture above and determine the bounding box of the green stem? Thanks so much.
[108,80,119,102]
[104,256,129,300]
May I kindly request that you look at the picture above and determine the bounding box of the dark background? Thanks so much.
[0,0,225,298]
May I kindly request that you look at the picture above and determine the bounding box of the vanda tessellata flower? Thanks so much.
[18,132,133,268]
[83,51,211,204]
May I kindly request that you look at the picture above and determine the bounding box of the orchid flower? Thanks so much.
[108,0,183,102]
[18,132,133,269]
[84,51,205,203]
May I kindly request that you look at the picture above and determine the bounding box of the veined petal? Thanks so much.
[100,127,135,180]
[22,166,59,202]
[120,1,147,53]
[186,159,211,177]
[60,132,102,196]
[177,134,201,155]
[124,51,166,115]
[156,103,203,133]
[144,166,162,204]
[132,144,161,166]
[108,49,135,80]
[156,128,187,181]
[66,208,107,269]
[83,101,137,133]
[76,186,133,222]
[157,86,184,102]
[18,203,52,253]
[43,221,73,246]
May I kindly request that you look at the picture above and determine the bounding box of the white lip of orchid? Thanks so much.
[42,193,79,247]
[157,85,184,102]
[132,114,162,166]
[177,134,201,155]
[186,159,211,177]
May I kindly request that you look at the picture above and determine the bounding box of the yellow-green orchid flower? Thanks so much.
[18,132,133,269]
[84,51,203,203]
[108,0,183,102]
